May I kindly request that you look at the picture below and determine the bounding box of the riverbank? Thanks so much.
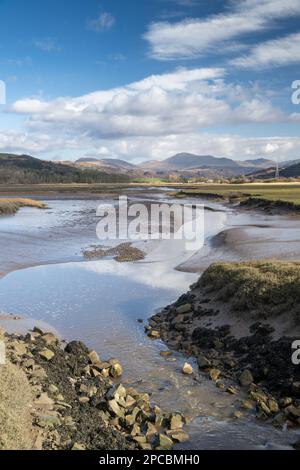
[0,198,47,215]
[0,326,188,450]
[148,261,300,449]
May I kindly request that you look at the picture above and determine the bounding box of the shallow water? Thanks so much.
[0,195,299,449]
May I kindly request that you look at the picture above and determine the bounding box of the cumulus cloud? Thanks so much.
[1,67,296,162]
[144,0,300,60]
[231,32,300,69]
[10,67,284,142]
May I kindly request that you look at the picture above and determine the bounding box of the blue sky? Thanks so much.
[0,0,300,162]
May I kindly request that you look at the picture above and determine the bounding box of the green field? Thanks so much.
[175,183,300,206]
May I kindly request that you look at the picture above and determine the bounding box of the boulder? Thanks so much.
[209,369,221,381]
[239,370,254,387]
[39,349,55,361]
[182,362,193,375]
[88,350,100,364]
[176,304,192,315]
[170,414,184,430]
[197,353,211,369]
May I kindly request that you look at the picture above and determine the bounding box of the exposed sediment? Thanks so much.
[0,327,188,450]
[148,261,300,447]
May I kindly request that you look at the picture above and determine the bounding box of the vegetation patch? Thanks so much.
[83,242,145,262]
[0,198,47,215]
[200,261,300,321]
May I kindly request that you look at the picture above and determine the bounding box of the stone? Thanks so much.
[130,423,141,436]
[157,434,173,450]
[133,435,147,444]
[48,384,59,394]
[197,353,211,369]
[33,326,44,335]
[88,350,100,364]
[72,443,86,451]
[148,330,160,339]
[226,386,238,395]
[182,362,193,375]
[160,350,172,357]
[170,414,183,430]
[145,422,157,439]
[124,395,136,408]
[232,411,243,419]
[176,304,192,315]
[36,414,61,428]
[110,362,123,378]
[241,400,254,410]
[239,370,254,387]
[209,369,221,381]
[139,443,152,450]
[41,333,58,346]
[167,429,189,443]
[90,367,101,378]
[12,342,27,356]
[79,396,90,404]
[268,399,279,414]
[39,349,55,361]
[108,399,124,418]
[34,393,54,409]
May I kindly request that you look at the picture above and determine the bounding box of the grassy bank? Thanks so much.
[200,261,300,321]
[175,183,300,208]
[0,198,47,215]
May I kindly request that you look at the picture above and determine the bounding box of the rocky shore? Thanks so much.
[147,261,300,449]
[0,327,188,450]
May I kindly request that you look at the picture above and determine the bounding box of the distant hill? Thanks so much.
[139,153,278,178]
[75,158,137,174]
[248,159,300,179]
[0,153,130,184]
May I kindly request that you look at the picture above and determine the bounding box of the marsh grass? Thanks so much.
[0,198,47,215]
[200,261,300,321]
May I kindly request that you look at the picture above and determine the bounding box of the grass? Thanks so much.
[200,261,300,321]
[0,198,47,215]
[175,183,300,206]
[0,360,34,449]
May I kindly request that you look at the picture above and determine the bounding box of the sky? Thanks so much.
[0,0,300,163]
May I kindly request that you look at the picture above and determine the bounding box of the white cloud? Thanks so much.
[10,67,284,143]
[144,0,300,60]
[1,67,296,162]
[231,32,300,69]
[87,12,115,32]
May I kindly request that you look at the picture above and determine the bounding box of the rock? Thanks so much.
[239,370,254,387]
[34,393,54,409]
[90,367,101,378]
[39,349,55,361]
[48,384,59,394]
[139,443,152,450]
[110,362,123,378]
[41,333,58,346]
[209,369,221,381]
[145,422,157,439]
[148,330,161,339]
[12,342,27,356]
[72,443,86,451]
[176,304,192,315]
[197,353,211,369]
[268,399,279,414]
[33,326,44,335]
[285,405,300,420]
[157,434,173,450]
[241,400,254,410]
[232,411,243,419]
[36,414,61,428]
[167,429,189,442]
[133,435,147,444]
[88,350,100,364]
[130,423,141,436]
[160,350,172,357]
[226,386,238,395]
[170,414,184,430]
[108,399,124,418]
[182,362,193,375]
[79,396,90,404]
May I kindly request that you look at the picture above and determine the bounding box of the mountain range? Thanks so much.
[1,152,300,183]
